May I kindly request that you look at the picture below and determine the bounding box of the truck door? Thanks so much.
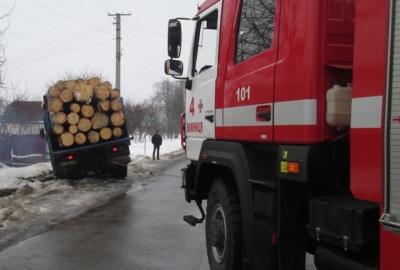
[221,0,280,142]
[185,2,221,161]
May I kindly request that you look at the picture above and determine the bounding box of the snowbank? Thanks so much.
[0,137,184,251]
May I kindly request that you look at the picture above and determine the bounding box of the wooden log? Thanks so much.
[48,86,60,98]
[67,112,79,125]
[110,88,120,99]
[54,80,65,90]
[74,78,85,86]
[111,99,123,112]
[53,112,67,124]
[59,132,74,147]
[65,80,76,91]
[69,124,78,134]
[69,103,81,113]
[48,98,63,112]
[91,112,109,129]
[94,85,110,100]
[102,81,112,91]
[81,104,95,118]
[87,77,101,88]
[59,89,74,103]
[52,124,64,135]
[88,130,100,144]
[99,127,112,140]
[110,112,125,127]
[77,118,91,132]
[74,83,93,103]
[113,127,123,138]
[97,100,111,112]
[74,132,87,145]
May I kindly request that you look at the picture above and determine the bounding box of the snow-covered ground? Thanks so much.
[0,137,184,251]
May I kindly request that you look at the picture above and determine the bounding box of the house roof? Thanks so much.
[3,101,43,123]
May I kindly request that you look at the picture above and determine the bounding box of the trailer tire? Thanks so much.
[206,179,242,270]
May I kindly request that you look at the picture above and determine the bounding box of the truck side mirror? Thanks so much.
[165,59,184,76]
[168,19,182,58]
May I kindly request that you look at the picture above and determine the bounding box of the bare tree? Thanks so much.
[124,98,151,142]
[152,78,184,138]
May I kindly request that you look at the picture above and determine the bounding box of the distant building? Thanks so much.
[1,101,43,135]
[0,101,46,166]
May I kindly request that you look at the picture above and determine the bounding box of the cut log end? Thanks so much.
[88,130,100,144]
[94,85,110,100]
[110,88,120,99]
[81,104,95,118]
[75,132,87,145]
[53,112,67,124]
[60,89,74,103]
[48,98,63,112]
[100,127,112,140]
[77,118,91,132]
[102,81,112,91]
[69,103,81,113]
[91,112,109,129]
[113,127,123,138]
[111,99,123,112]
[59,132,75,147]
[97,100,111,112]
[69,124,78,134]
[110,112,125,127]
[52,124,64,135]
[48,86,61,98]
[67,112,79,125]
[87,77,101,87]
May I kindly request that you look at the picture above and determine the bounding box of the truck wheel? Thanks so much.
[206,179,242,270]
[109,165,127,178]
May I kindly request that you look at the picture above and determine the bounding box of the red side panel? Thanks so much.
[352,1,400,269]
[351,0,388,203]
[274,0,354,143]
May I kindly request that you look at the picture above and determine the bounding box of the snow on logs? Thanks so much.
[46,78,126,147]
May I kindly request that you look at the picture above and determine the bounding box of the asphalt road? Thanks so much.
[0,158,209,270]
[0,156,317,270]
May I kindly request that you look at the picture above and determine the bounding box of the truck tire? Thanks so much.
[206,179,242,270]
[109,165,127,178]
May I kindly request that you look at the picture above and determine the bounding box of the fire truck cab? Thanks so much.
[165,0,400,269]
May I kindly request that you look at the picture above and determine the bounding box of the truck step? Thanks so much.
[183,215,203,226]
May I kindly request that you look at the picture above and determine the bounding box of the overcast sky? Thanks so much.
[0,0,200,102]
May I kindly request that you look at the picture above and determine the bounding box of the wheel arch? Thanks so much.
[194,141,251,199]
[194,140,254,265]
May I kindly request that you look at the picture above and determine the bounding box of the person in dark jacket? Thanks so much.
[151,130,162,160]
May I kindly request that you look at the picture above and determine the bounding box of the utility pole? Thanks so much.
[108,12,131,89]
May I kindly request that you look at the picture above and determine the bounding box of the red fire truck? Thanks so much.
[165,0,400,269]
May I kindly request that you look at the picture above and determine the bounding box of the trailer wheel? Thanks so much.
[206,179,242,270]
[109,165,127,178]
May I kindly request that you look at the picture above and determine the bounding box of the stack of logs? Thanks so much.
[47,77,125,147]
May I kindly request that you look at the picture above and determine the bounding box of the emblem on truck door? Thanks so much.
[198,99,203,113]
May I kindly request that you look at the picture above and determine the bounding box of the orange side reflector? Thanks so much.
[287,162,299,174]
